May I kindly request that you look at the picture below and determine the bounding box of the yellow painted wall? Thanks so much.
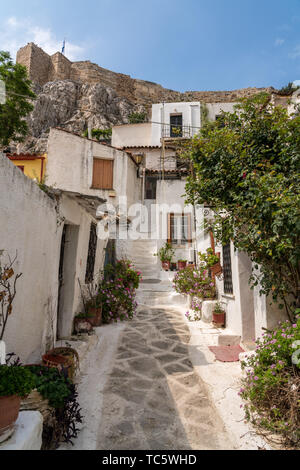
[10,154,47,182]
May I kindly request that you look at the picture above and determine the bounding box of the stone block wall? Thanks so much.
[16,43,277,105]
[51,52,72,81]
[16,43,54,86]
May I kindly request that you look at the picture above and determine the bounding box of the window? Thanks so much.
[145,177,157,199]
[85,223,98,284]
[92,158,114,189]
[223,243,233,294]
[168,213,192,246]
[170,114,183,137]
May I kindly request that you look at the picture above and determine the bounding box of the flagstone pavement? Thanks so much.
[96,306,234,450]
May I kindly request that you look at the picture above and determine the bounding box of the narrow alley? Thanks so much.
[95,303,234,450]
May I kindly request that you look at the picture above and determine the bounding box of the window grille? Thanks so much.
[223,243,233,294]
[85,223,98,283]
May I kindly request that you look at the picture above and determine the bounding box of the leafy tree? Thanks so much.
[83,127,112,141]
[184,93,300,321]
[0,51,35,146]
[277,82,299,96]
[128,112,147,124]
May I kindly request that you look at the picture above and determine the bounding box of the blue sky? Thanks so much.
[1,0,300,91]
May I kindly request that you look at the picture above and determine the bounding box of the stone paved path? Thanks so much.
[96,306,234,450]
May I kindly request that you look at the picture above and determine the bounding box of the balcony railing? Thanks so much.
[161,125,193,139]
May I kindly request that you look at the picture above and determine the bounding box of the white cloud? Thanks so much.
[0,16,85,61]
[275,38,285,47]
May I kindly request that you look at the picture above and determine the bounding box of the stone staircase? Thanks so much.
[118,236,188,308]
[136,280,188,307]
[119,238,159,280]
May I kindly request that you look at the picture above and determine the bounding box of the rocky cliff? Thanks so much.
[14,42,276,153]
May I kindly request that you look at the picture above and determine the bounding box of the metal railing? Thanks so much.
[161,124,193,139]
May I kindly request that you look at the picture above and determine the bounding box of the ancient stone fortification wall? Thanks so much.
[16,43,54,86]
[51,52,72,81]
[17,43,275,104]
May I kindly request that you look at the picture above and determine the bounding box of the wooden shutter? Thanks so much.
[92,158,114,189]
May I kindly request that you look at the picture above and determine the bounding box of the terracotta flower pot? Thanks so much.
[42,352,73,378]
[171,263,177,272]
[0,395,21,443]
[86,306,102,327]
[211,263,223,276]
[162,261,170,271]
[213,311,226,327]
[178,261,187,270]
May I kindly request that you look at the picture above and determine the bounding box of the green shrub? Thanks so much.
[28,365,72,409]
[83,128,112,141]
[155,243,175,263]
[240,312,300,448]
[98,260,142,324]
[0,365,35,397]
[128,112,147,124]
[173,265,216,299]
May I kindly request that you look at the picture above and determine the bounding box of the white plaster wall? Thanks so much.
[216,244,243,337]
[253,285,288,339]
[46,129,135,207]
[145,149,177,171]
[57,194,107,338]
[112,123,152,148]
[0,153,108,359]
[0,153,61,363]
[156,179,195,262]
[206,102,237,121]
[151,102,201,146]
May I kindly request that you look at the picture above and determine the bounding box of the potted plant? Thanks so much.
[42,350,73,377]
[212,302,226,327]
[178,260,188,270]
[0,365,35,443]
[198,248,222,277]
[44,346,80,380]
[171,262,177,272]
[155,243,175,271]
[77,280,102,327]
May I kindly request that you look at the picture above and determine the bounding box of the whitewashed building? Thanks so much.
[112,100,287,345]
[0,128,141,362]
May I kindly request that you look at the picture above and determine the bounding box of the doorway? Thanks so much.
[57,224,79,339]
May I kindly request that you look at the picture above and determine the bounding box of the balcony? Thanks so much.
[161,124,193,141]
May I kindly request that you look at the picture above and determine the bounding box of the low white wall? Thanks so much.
[253,287,288,339]
[112,123,152,148]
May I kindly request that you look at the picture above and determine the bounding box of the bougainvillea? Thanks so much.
[98,260,142,324]
[240,311,300,448]
[173,265,216,299]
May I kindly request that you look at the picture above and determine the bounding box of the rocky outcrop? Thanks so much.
[14,43,277,153]
[14,80,141,153]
